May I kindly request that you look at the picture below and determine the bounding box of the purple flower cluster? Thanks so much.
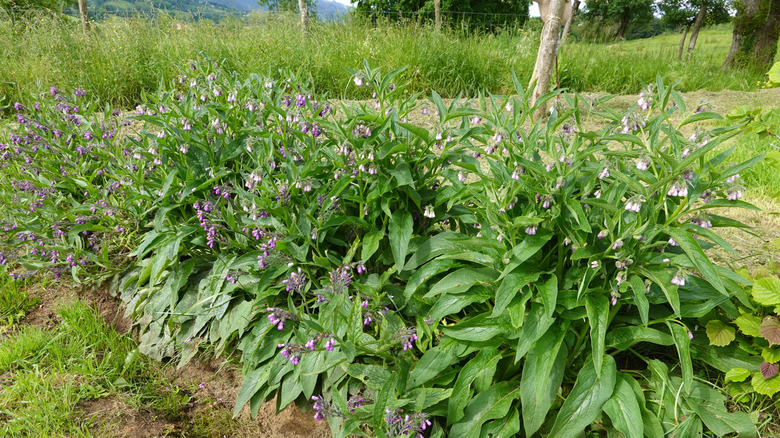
[194,200,219,248]
[385,409,432,438]
[256,235,279,268]
[282,267,307,294]
[267,307,297,330]
[311,395,345,421]
[277,342,309,365]
[393,327,418,351]
[304,333,337,351]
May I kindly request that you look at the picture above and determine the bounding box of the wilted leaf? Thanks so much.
[753,277,780,306]
[724,368,750,383]
[735,314,762,337]
[760,361,779,379]
[759,316,780,345]
[705,320,736,347]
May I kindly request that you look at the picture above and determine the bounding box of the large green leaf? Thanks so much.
[705,320,736,347]
[407,339,462,389]
[450,382,522,438]
[447,347,502,425]
[536,275,558,318]
[753,277,780,306]
[520,322,568,436]
[605,326,674,350]
[628,275,650,326]
[389,210,413,272]
[686,380,758,437]
[428,290,491,322]
[491,270,540,318]
[667,322,693,394]
[585,294,609,375]
[424,268,497,298]
[478,409,520,438]
[603,373,644,438]
[548,354,617,438]
[666,228,726,295]
[441,313,511,342]
[498,230,552,279]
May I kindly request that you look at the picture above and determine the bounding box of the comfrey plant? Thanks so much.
[2,59,767,437]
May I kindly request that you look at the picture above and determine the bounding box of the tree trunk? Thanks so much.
[434,0,441,31]
[78,0,90,34]
[723,0,780,69]
[686,4,707,60]
[530,0,567,120]
[678,23,692,60]
[616,9,630,39]
[298,0,310,33]
[560,0,580,46]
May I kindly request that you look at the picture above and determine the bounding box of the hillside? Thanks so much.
[82,0,350,20]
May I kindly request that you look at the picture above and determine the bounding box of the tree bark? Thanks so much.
[434,0,441,31]
[298,0,310,33]
[530,0,566,120]
[723,0,780,69]
[78,0,90,34]
[686,4,707,60]
[678,23,692,60]
[560,0,580,46]
[616,9,630,39]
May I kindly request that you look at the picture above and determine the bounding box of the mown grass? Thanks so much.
[1,12,775,112]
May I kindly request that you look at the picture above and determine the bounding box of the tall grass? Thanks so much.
[0,12,773,110]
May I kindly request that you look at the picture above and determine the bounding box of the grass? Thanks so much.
[0,278,254,437]
[0,279,39,327]
[1,12,776,112]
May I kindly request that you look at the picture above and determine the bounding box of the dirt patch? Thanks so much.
[79,395,175,438]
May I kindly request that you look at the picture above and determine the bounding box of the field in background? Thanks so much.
[1,13,776,111]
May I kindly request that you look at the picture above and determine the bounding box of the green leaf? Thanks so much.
[373,373,398,427]
[605,326,674,351]
[762,347,780,363]
[735,314,762,337]
[514,304,555,362]
[566,199,592,233]
[628,275,650,326]
[603,373,643,438]
[753,277,780,306]
[403,259,462,301]
[441,313,511,342]
[428,290,491,322]
[424,268,497,298]
[666,228,726,295]
[686,380,758,437]
[536,275,558,318]
[361,230,384,261]
[667,322,693,394]
[705,320,736,347]
[389,211,413,272]
[450,382,522,438]
[768,61,780,84]
[407,340,460,389]
[478,409,520,438]
[548,354,617,438]
[498,230,552,280]
[520,322,568,436]
[448,348,502,425]
[724,368,751,383]
[491,270,540,318]
[585,294,609,375]
[751,372,780,397]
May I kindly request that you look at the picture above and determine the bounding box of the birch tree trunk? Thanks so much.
[560,0,580,46]
[678,23,691,60]
[530,0,566,120]
[298,0,310,33]
[78,0,90,34]
[434,0,441,31]
[685,4,707,60]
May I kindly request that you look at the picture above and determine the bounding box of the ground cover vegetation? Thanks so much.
[1,10,777,115]
[1,54,779,436]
